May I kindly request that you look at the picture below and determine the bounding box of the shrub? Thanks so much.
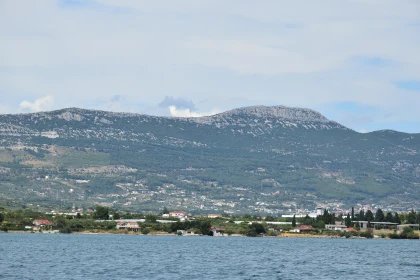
[59,227,72,234]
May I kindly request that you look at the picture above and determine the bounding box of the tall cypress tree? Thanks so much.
[351,207,355,220]
[407,209,416,224]
[345,213,351,227]
[394,212,401,224]
[366,210,374,222]
[375,209,385,222]
[385,212,393,223]
[359,210,365,221]
[292,215,296,227]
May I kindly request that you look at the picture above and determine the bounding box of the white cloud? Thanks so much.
[20,95,54,112]
[169,106,219,118]
[0,0,419,131]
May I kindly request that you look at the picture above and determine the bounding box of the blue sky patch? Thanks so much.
[395,80,420,91]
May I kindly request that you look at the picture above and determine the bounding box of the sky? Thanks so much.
[1,0,420,133]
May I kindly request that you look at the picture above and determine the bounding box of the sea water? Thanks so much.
[1,233,419,279]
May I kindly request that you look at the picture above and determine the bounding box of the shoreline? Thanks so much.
[0,230,365,239]
[3,230,418,239]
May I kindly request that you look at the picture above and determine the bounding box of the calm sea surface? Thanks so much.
[1,233,419,280]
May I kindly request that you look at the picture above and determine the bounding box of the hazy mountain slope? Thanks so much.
[0,106,419,213]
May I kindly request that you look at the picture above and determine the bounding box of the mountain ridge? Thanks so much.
[2,105,417,134]
[0,104,419,213]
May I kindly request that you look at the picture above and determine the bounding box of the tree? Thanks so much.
[94,206,109,220]
[365,210,374,222]
[145,214,157,223]
[385,212,393,223]
[55,216,67,229]
[407,209,416,224]
[315,220,325,229]
[247,223,266,237]
[375,209,385,222]
[162,207,169,215]
[345,213,351,227]
[292,215,296,227]
[394,212,401,224]
[359,210,365,221]
[0,212,4,223]
[265,215,275,221]
[198,220,212,235]
[351,207,355,220]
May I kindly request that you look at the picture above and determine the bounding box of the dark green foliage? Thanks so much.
[265,215,275,221]
[93,206,109,220]
[59,226,72,234]
[389,227,419,239]
[358,210,365,221]
[360,228,374,239]
[198,220,212,236]
[394,212,401,224]
[0,212,4,223]
[407,209,417,224]
[317,209,335,225]
[315,220,325,229]
[365,210,374,222]
[247,223,266,237]
[292,215,296,227]
[299,215,315,226]
[113,212,120,220]
[345,213,351,227]
[145,214,157,223]
[385,212,393,223]
[375,209,385,222]
[55,216,67,228]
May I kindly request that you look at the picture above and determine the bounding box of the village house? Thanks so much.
[116,221,140,231]
[32,219,53,231]
[169,211,188,219]
[211,226,225,236]
[290,225,314,233]
[325,224,347,231]
[355,221,398,230]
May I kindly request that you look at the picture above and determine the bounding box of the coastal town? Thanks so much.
[1,205,419,239]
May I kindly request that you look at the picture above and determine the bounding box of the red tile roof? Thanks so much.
[211,226,225,231]
[296,225,314,231]
[34,219,52,225]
